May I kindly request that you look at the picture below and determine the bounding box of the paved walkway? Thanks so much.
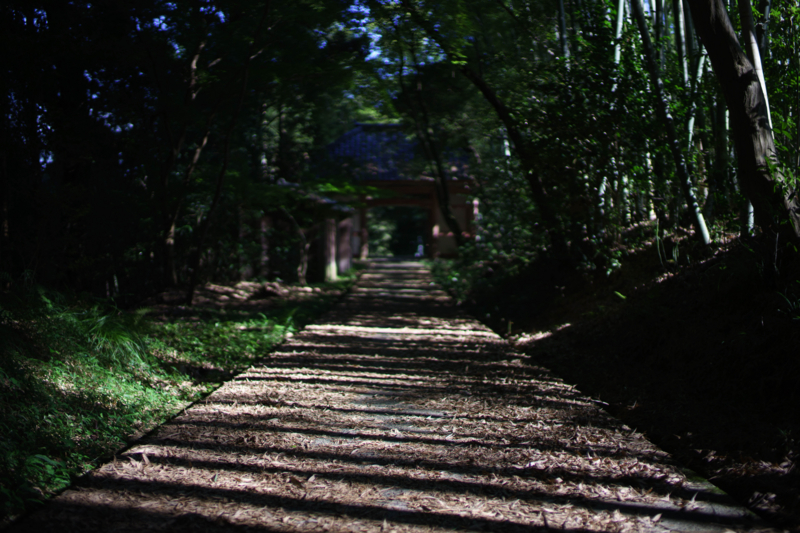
[12,260,774,532]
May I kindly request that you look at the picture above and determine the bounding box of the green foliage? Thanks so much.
[368,209,398,257]
[78,307,152,368]
[429,240,534,306]
[0,271,355,522]
[368,207,428,257]
[429,258,473,304]
[1,0,371,298]
[763,3,800,201]
[0,284,186,519]
[7,0,790,304]
[778,282,800,321]
[148,312,292,374]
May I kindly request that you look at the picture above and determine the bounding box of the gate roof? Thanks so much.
[327,123,470,182]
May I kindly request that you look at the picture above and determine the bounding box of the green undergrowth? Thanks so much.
[0,270,358,524]
[430,220,736,334]
[429,244,563,333]
[428,243,539,305]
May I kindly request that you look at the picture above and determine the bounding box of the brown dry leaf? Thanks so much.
[13,261,779,533]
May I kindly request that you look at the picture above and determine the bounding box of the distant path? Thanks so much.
[12,260,773,532]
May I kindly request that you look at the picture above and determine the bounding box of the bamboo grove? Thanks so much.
[372,0,800,275]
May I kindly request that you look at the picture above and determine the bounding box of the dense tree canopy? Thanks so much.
[1,0,370,301]
[2,0,799,300]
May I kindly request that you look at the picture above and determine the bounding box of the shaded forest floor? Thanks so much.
[0,273,358,527]
[9,260,775,533]
[462,230,800,529]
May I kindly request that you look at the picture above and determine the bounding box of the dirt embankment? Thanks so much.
[490,238,800,528]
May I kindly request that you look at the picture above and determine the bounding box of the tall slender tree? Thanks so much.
[631,0,711,244]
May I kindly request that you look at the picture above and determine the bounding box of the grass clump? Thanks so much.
[0,269,359,524]
[0,284,193,521]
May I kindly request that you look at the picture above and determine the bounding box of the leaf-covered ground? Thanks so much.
[8,259,777,532]
[493,235,800,530]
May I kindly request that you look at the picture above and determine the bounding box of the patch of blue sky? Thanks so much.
[347,0,383,61]
[199,4,226,23]
[39,151,54,167]
[17,8,49,30]
[150,15,170,31]
[32,8,49,29]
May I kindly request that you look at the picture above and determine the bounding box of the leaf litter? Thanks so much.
[9,260,781,533]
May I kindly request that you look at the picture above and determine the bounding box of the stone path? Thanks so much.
[11,260,777,532]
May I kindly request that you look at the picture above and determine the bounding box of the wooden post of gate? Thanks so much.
[359,208,369,259]
[428,193,438,258]
[324,218,337,281]
[337,217,352,274]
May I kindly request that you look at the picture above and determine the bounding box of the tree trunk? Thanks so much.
[756,0,771,53]
[458,67,573,264]
[397,36,465,248]
[0,150,8,278]
[337,218,352,275]
[558,0,569,58]
[406,56,461,246]
[683,0,696,73]
[279,207,309,284]
[259,215,271,278]
[631,0,711,245]
[613,0,625,66]
[709,93,729,223]
[672,0,689,87]
[688,0,800,245]
[686,53,708,152]
[400,0,573,265]
[358,208,369,259]
[655,0,664,68]
[738,0,772,129]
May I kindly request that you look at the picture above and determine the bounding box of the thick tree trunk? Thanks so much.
[688,0,800,244]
